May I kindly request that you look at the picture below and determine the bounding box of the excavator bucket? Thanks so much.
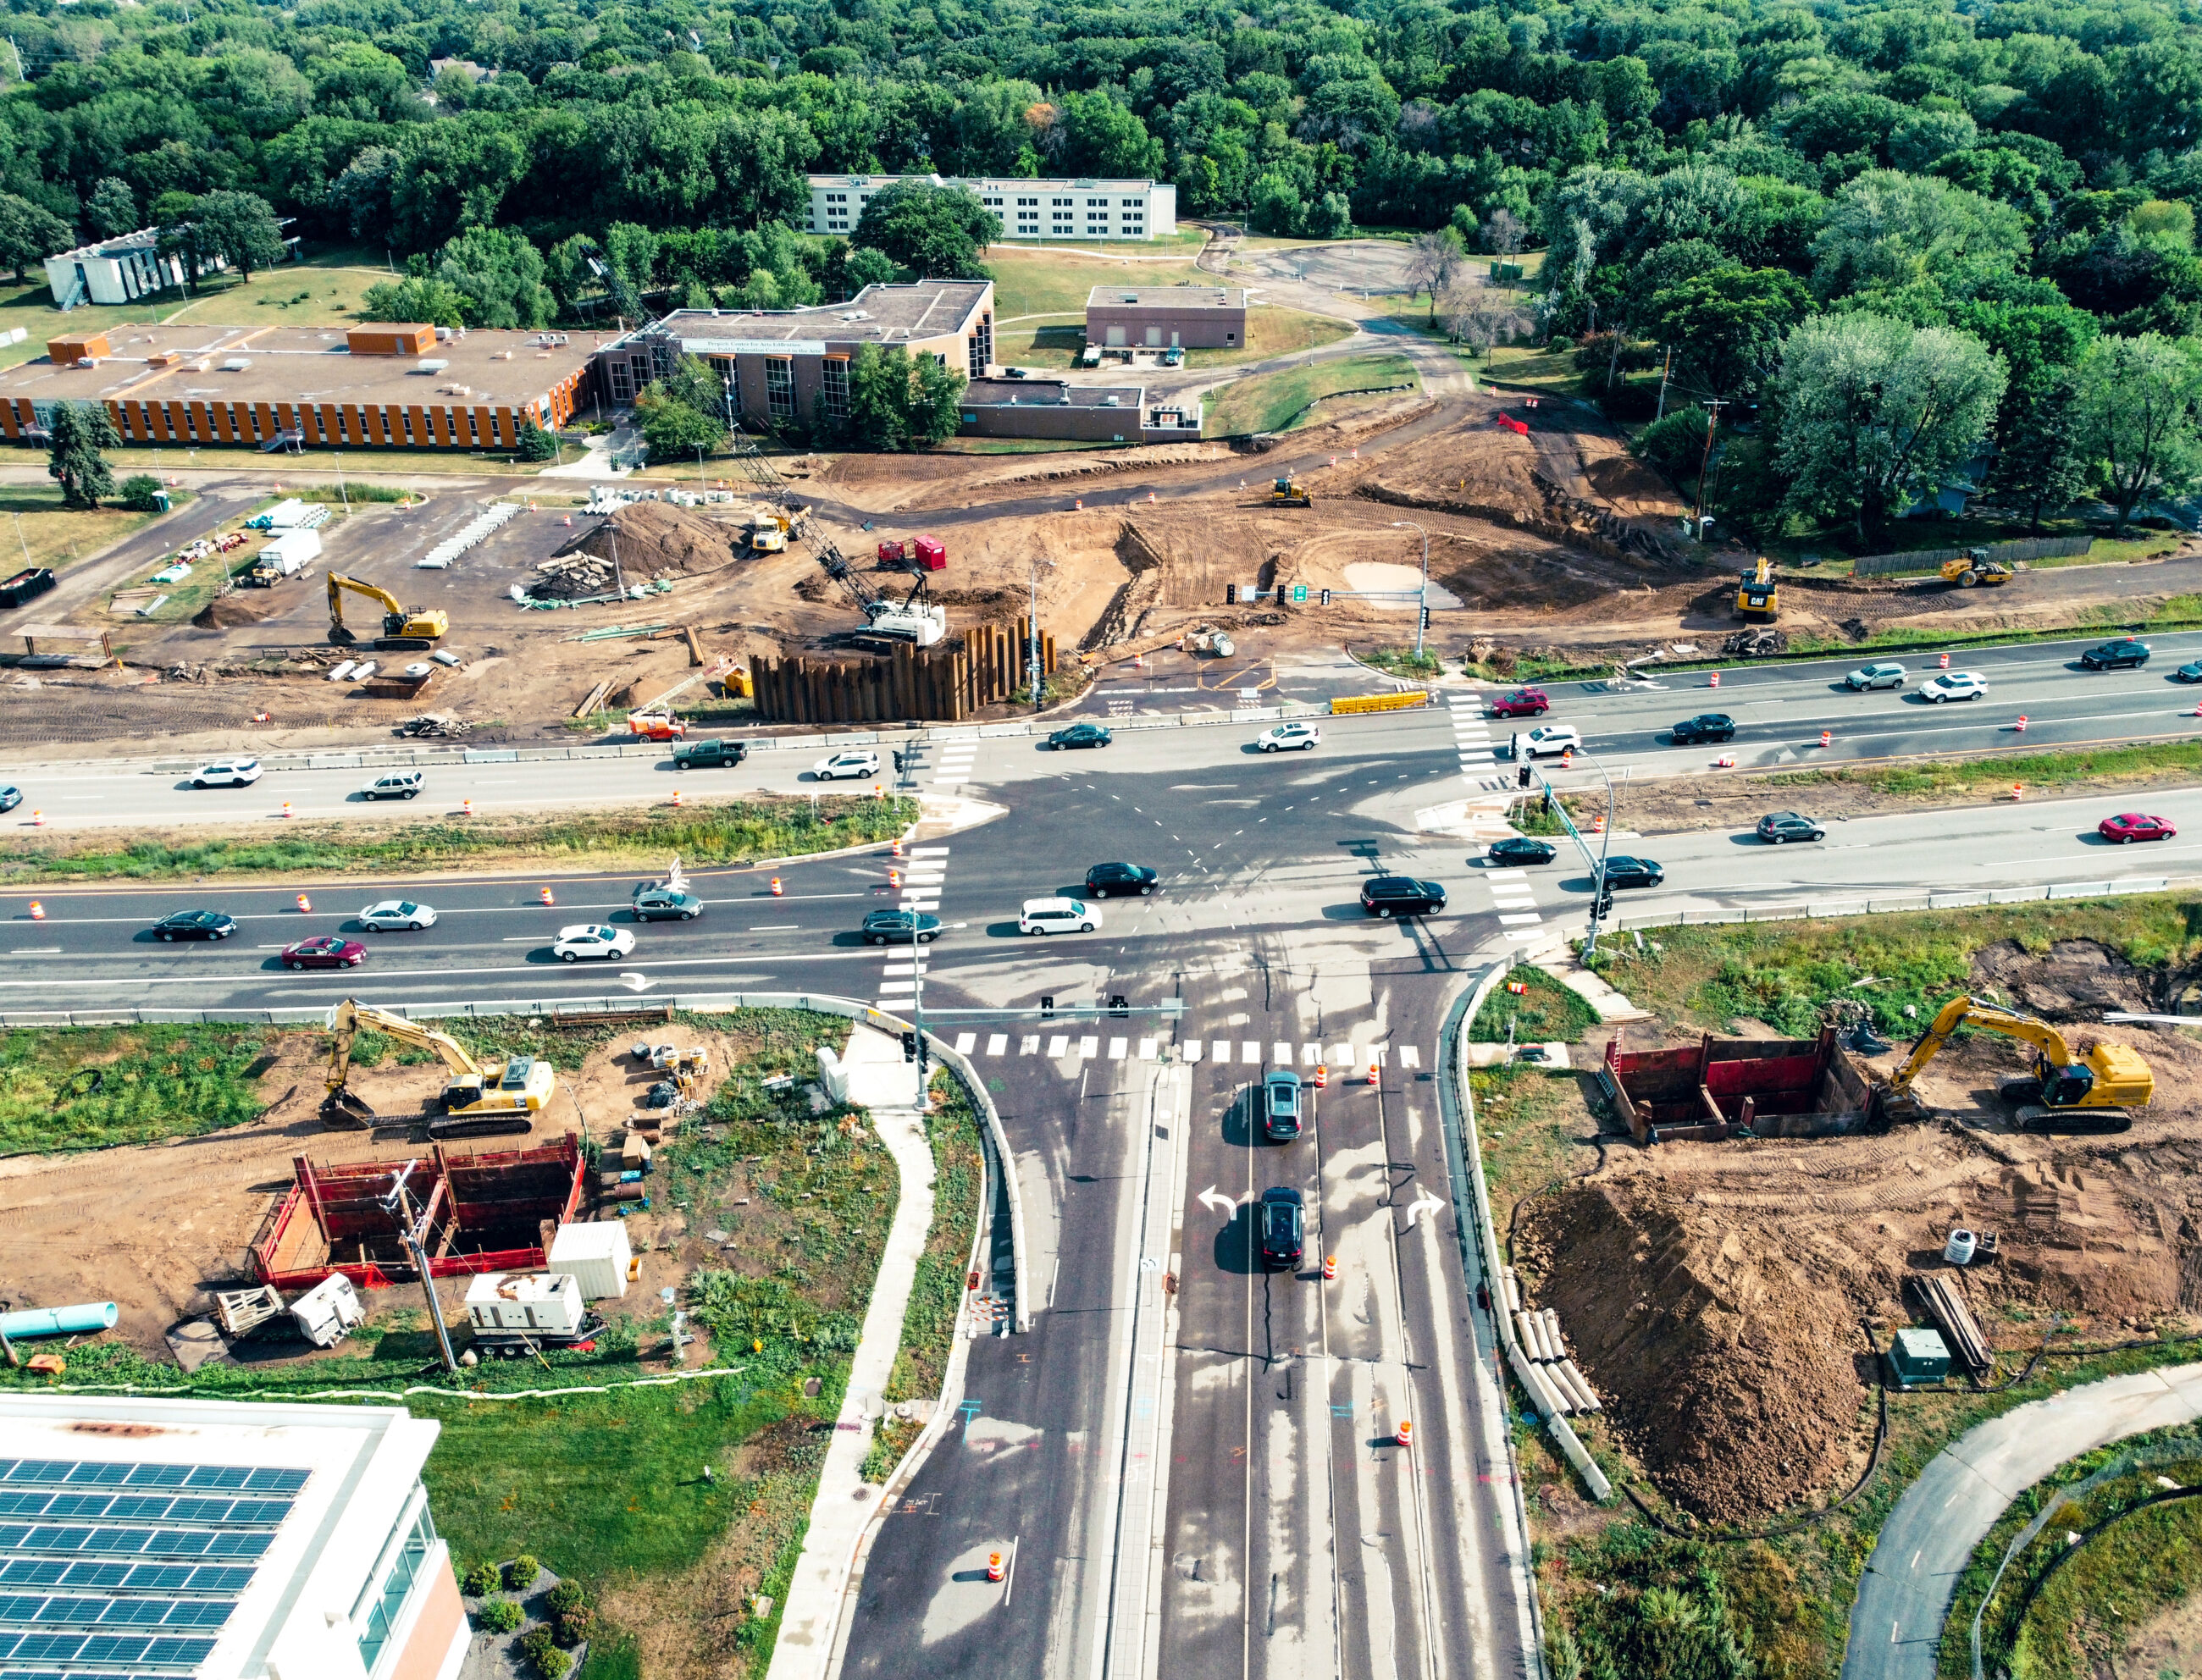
[318,1086,377,1129]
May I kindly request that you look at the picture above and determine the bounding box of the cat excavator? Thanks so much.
[321,999,556,1137]
[327,574,449,649]
[1872,995,2154,1134]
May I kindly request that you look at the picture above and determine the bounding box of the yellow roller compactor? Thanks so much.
[321,999,556,1137]
[1873,995,2154,1133]
[328,574,449,649]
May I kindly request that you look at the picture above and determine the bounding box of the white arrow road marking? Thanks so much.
[1198,1185,1253,1218]
[618,971,654,992]
[1403,1185,1444,1228]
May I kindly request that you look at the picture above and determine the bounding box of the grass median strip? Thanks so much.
[0,794,919,883]
[1767,740,2202,800]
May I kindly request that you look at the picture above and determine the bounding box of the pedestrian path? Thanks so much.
[1445,691,1513,792]
[928,1029,1426,1073]
[931,738,977,789]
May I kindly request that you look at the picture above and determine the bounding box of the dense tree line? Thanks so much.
[10,0,2202,507]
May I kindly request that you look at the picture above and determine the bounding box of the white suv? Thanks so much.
[191,759,262,788]
[811,749,882,781]
[1256,722,1322,752]
[1921,671,1987,703]
[1516,726,1583,759]
[553,923,636,962]
[360,771,423,800]
[1019,898,1101,936]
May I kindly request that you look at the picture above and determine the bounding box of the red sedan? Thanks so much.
[283,935,366,970]
[2098,812,2177,843]
[1489,687,1551,719]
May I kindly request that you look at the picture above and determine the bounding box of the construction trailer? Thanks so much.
[1598,1028,1878,1144]
[250,1134,584,1290]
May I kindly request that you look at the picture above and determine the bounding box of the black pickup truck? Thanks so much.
[671,738,749,770]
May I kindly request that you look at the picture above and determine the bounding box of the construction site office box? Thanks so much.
[548,1219,632,1300]
[465,1270,589,1335]
[348,323,438,356]
[289,1272,365,1347]
[914,535,947,571]
[47,331,109,365]
[1885,1326,1951,1384]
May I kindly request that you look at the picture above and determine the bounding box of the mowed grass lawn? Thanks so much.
[993,306,1353,371]
[0,484,182,576]
[987,249,1213,319]
[1203,351,1419,436]
[0,245,395,372]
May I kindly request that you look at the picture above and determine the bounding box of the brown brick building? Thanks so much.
[1084,285,1248,351]
[0,323,596,451]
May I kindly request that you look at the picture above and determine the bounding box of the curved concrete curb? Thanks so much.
[1841,1359,2202,1680]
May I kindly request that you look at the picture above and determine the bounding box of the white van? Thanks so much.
[1020,897,1101,936]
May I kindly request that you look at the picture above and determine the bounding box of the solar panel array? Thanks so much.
[0,1459,307,1678]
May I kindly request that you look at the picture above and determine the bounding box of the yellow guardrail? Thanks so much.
[1331,690,1429,716]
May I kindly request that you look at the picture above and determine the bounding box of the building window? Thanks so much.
[766,356,794,420]
[1120,197,1142,207]
[608,360,633,403]
[354,1499,437,1676]
[822,357,849,417]
[1053,198,1071,207]
[971,312,993,376]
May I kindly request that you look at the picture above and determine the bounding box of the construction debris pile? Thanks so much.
[397,714,472,738]
[565,501,744,577]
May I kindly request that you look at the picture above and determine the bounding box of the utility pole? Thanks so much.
[1692,399,1729,531]
[1026,555,1054,709]
[1654,345,1674,422]
[382,1164,458,1373]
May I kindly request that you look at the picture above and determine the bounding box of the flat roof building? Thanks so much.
[807,174,1176,242]
[596,281,995,430]
[44,227,207,311]
[0,322,596,451]
[957,377,1202,444]
[0,1391,467,1680]
[1086,285,1248,350]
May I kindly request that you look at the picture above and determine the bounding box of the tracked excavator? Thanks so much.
[327,574,449,649]
[321,999,556,1137]
[1872,995,2154,1134]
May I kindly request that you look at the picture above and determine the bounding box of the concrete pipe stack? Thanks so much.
[1512,1301,1602,1415]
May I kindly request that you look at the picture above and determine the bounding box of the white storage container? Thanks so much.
[464,1271,589,1336]
[548,1220,632,1299]
[260,528,322,572]
[289,1273,364,1347]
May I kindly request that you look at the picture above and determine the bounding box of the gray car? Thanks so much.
[1845,661,1906,690]
[1262,1069,1303,1141]
[630,887,703,921]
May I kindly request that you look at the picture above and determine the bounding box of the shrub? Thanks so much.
[117,474,165,511]
[473,1598,523,1634]
[545,1578,586,1616]
[503,1553,540,1591]
[515,419,559,462]
[462,1561,501,1598]
[556,1605,595,1646]
[1635,404,1712,478]
[521,1624,572,1676]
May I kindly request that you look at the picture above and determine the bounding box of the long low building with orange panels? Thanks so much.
[0,322,600,451]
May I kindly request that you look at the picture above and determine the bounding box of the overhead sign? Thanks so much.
[673,336,827,357]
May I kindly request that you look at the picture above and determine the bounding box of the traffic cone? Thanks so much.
[1939,651,1951,669]
[1708,671,1721,688]
[1074,498,1082,510]
[872,782,882,799]
[672,788,684,807]
[1506,980,1528,996]
[1314,1064,1326,1088]
[1396,1419,1413,1449]
[1148,490,1156,503]
[28,810,41,826]
[1367,1061,1379,1086]
[1591,814,1605,833]
[280,801,293,819]
[987,1552,1005,1583]
[771,876,783,896]
[1819,730,1832,748]
[29,901,43,921]
[1714,754,1736,769]
[889,869,901,889]
[1323,1254,1337,1280]
[296,893,311,914]
[892,837,904,859]
[2015,715,2028,732]
[462,799,473,817]
[2012,783,2023,802]
[539,887,555,906]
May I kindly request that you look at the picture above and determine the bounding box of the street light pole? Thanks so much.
[1391,519,1430,657]
[1564,748,1618,961]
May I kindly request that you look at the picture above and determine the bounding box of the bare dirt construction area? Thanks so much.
[1508,937,2202,1523]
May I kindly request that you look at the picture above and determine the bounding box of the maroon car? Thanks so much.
[283,935,366,970]
[2098,812,2177,843]
[1489,687,1550,719]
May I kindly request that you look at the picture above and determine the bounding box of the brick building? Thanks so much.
[1084,285,1248,350]
[956,378,1202,443]
[0,323,595,451]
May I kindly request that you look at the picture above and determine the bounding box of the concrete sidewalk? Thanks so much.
[766,1025,934,1680]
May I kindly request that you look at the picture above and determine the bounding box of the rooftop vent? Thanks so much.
[417,359,450,373]
[221,357,251,372]
[1102,393,1120,406]
[840,311,869,322]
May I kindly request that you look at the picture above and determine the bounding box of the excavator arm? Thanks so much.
[323,1000,484,1125]
[327,574,402,638]
[1885,996,2072,1095]
[1879,994,2149,1121]
[321,998,557,1133]
[327,575,448,647]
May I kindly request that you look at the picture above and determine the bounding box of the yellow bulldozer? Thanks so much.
[1941,548,2014,588]
[328,574,449,649]
[1873,995,2154,1133]
[1269,476,1312,508]
[321,998,557,1137]
[1734,556,1778,620]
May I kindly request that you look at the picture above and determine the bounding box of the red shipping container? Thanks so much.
[915,534,947,571]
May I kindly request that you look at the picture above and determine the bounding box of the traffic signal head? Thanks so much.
[1109,993,1129,1016]
[1040,994,1054,1020]
[901,1031,918,1062]
[1225,583,1239,605]
[1320,589,1332,606]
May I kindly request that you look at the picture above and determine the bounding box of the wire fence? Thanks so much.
[1852,534,2094,578]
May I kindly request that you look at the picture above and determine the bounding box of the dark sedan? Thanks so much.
[153,910,236,942]
[1486,837,1556,866]
[1259,1186,1304,1268]
[2177,660,2202,683]
[281,935,365,970]
[2081,638,2150,670]
[1755,811,1826,843]
[1084,862,1158,898]
[861,909,942,945]
[1670,712,1735,744]
[630,887,704,920]
[1598,856,1665,889]
[1047,722,1113,750]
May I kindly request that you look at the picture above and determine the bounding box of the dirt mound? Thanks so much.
[1971,940,2149,1020]
[562,502,742,576]
[193,594,275,630]
[1516,1179,1864,1522]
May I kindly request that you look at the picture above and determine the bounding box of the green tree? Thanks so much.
[514,420,558,462]
[637,355,728,457]
[1635,405,1712,479]
[1810,171,2031,299]
[0,194,72,283]
[432,226,551,329]
[1995,373,2092,532]
[359,276,468,329]
[85,179,138,240]
[2073,332,2202,531]
[116,474,166,511]
[846,344,965,450]
[1648,265,1811,400]
[1773,312,2006,543]
[47,401,119,510]
[853,183,999,279]
[844,246,899,292]
[192,191,286,280]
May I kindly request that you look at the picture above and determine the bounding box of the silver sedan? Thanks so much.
[358,898,438,931]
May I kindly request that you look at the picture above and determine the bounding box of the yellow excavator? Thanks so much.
[1269,476,1312,508]
[1734,555,1778,620]
[322,999,556,1138]
[1873,995,2154,1133]
[328,574,450,649]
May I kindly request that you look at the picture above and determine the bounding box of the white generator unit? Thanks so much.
[288,1273,365,1348]
[548,1220,632,1300]
[863,600,947,646]
[463,1271,602,1354]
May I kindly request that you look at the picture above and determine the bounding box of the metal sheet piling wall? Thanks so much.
[750,622,1056,723]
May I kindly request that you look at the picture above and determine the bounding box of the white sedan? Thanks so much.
[358,898,438,931]
[1256,722,1322,752]
[553,923,636,962]
[811,750,882,781]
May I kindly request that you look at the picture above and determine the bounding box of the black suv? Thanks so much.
[1259,1186,1304,1268]
[152,909,236,941]
[1670,712,1735,744]
[630,886,704,920]
[1486,837,1556,866]
[1598,856,1665,889]
[1755,811,1825,844]
[1361,876,1447,917]
[2081,638,2150,670]
[861,909,941,945]
[1084,862,1158,898]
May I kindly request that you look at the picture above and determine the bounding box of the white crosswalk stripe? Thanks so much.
[873,845,949,1006]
